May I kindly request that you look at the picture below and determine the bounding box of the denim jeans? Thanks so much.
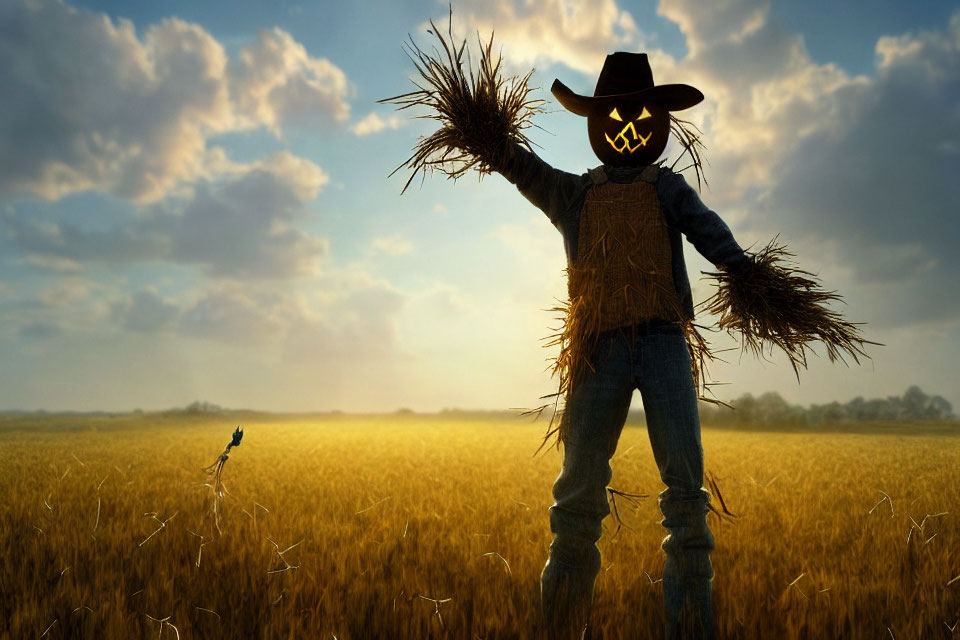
[541,324,715,640]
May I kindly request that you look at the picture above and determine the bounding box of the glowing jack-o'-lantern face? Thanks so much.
[587,102,670,167]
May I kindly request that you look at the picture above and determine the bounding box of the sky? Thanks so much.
[0,0,957,413]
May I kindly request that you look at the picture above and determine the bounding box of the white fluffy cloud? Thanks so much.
[0,0,349,203]
[352,112,406,137]
[230,26,351,135]
[453,0,639,74]
[643,0,863,203]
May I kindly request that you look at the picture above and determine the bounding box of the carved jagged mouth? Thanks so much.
[604,121,652,154]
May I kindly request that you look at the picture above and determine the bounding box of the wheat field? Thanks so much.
[1,412,958,639]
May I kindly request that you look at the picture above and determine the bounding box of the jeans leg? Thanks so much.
[637,333,714,640]
[658,489,714,640]
[542,339,633,639]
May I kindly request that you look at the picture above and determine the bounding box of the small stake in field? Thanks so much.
[202,426,244,534]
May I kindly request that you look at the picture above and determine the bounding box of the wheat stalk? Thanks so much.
[138,511,178,548]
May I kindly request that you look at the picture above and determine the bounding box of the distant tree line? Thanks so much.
[695,385,954,428]
[172,401,225,415]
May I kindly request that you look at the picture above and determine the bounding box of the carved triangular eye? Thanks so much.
[636,106,652,120]
[609,107,623,122]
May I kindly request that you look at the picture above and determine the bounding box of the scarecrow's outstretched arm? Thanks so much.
[660,167,874,374]
[659,168,748,271]
[494,143,586,227]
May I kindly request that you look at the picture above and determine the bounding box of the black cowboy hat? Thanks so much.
[552,52,703,117]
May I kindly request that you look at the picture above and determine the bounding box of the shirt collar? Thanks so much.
[596,160,665,183]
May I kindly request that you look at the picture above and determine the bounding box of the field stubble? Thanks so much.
[1,413,958,639]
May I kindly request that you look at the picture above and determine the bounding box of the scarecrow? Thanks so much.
[384,21,871,640]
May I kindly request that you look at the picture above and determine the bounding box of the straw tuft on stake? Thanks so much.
[202,425,243,534]
[379,8,545,192]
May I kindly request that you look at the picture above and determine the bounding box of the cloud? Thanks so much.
[452,0,639,74]
[758,14,960,326]
[114,289,180,333]
[410,283,472,317]
[460,0,957,330]
[230,26,351,135]
[3,151,330,278]
[22,254,83,273]
[0,0,349,202]
[283,286,406,362]
[352,112,406,137]
[285,267,409,363]
[105,270,409,365]
[369,233,414,256]
[36,277,91,308]
[633,0,959,328]
[19,321,60,340]
[658,0,771,57]
[163,152,330,277]
[487,215,568,298]
[643,0,862,204]
[157,270,408,361]
[178,286,287,343]
[488,215,564,257]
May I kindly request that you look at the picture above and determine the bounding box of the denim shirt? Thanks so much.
[496,144,747,319]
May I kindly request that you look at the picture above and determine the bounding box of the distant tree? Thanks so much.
[184,401,224,414]
[755,391,805,426]
[928,394,954,419]
[733,393,757,427]
[806,401,848,426]
[900,385,953,419]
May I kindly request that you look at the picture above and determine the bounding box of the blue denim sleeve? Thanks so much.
[495,143,588,228]
[658,168,747,269]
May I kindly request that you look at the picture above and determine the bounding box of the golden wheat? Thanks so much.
[1,413,958,639]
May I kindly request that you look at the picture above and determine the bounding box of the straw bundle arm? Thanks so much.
[379,13,544,192]
[701,238,878,376]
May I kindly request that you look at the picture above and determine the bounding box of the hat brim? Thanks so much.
[551,79,704,117]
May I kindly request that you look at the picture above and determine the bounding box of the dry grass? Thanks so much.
[379,11,545,192]
[1,413,959,639]
[701,238,879,378]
